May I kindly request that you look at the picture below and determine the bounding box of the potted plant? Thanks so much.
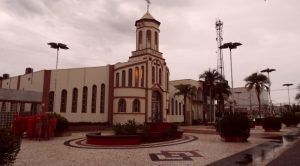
[216,114,251,142]
[262,117,281,132]
[281,112,300,127]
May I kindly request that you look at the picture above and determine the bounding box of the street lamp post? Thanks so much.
[261,68,276,113]
[47,42,69,112]
[220,42,242,113]
[283,83,293,111]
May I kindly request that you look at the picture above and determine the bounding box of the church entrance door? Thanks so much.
[151,91,162,122]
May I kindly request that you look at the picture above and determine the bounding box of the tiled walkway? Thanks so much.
[14,126,299,166]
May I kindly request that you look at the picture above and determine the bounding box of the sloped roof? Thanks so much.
[0,88,42,103]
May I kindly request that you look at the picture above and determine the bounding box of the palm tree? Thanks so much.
[244,72,269,117]
[296,84,300,104]
[215,80,231,113]
[174,84,195,124]
[199,69,223,123]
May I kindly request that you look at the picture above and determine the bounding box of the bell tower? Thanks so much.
[130,11,163,60]
[135,12,160,51]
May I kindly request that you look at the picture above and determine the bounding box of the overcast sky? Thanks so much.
[0,0,299,105]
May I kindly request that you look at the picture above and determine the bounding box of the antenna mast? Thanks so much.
[216,19,225,78]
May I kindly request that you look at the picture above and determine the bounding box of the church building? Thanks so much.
[0,12,204,125]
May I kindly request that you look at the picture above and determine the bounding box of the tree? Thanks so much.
[199,69,223,122]
[296,84,300,104]
[244,72,269,117]
[174,84,195,124]
[215,80,231,113]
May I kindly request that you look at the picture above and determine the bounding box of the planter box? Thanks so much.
[86,133,141,145]
[220,135,248,142]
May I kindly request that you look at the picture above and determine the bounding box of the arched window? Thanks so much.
[60,89,67,112]
[146,30,151,48]
[155,32,158,50]
[82,86,88,113]
[128,68,132,87]
[171,98,174,115]
[91,85,97,113]
[179,103,182,115]
[175,100,178,115]
[100,84,105,113]
[138,31,143,47]
[122,70,126,87]
[141,66,144,87]
[135,67,139,87]
[72,88,78,113]
[48,91,54,112]
[132,99,140,112]
[116,72,120,87]
[159,68,162,85]
[118,99,126,112]
[152,66,155,84]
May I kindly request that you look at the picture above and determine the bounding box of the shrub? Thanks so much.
[0,128,21,166]
[216,114,250,140]
[112,123,123,135]
[112,119,141,135]
[281,112,300,126]
[262,117,282,131]
[48,113,69,133]
[164,124,178,138]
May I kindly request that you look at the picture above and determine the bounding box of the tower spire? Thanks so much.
[145,0,151,12]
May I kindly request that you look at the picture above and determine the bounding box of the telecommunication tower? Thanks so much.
[216,19,224,78]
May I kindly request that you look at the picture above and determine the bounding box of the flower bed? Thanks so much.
[86,120,184,145]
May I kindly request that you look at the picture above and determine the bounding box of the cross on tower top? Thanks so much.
[145,0,151,12]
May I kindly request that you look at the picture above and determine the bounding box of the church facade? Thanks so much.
[0,12,204,124]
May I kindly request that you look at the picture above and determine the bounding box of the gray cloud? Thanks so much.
[0,0,300,104]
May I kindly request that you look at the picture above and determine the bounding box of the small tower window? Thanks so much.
[146,30,151,48]
[155,32,159,50]
[139,31,143,46]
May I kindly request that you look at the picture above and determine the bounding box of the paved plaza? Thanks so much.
[14,126,300,166]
